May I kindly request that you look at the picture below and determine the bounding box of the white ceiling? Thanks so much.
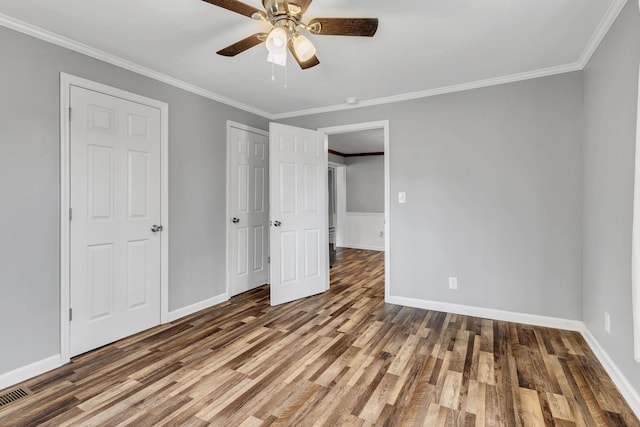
[0,0,623,118]
[329,129,384,154]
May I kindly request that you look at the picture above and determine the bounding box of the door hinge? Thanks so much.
[69,308,73,321]
[69,208,73,221]
[268,256,270,264]
[68,107,72,121]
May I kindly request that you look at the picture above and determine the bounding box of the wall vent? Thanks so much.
[0,387,33,409]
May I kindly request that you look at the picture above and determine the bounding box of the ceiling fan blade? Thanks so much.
[217,33,267,56]
[308,18,378,37]
[201,0,264,18]
[288,41,320,69]
[288,0,313,15]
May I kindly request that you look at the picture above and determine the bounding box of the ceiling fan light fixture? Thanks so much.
[292,34,316,62]
[205,0,379,71]
[266,26,288,54]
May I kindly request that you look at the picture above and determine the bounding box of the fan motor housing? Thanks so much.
[263,0,304,33]
[262,0,290,18]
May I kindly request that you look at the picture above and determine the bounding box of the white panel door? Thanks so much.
[70,85,162,356]
[269,123,328,306]
[228,126,269,296]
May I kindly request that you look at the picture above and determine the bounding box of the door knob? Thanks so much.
[273,220,282,227]
[232,218,240,224]
[151,225,164,232]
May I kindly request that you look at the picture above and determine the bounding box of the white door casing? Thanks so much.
[328,162,346,248]
[269,123,328,306]
[227,123,269,297]
[66,81,165,357]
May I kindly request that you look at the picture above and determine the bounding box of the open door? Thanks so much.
[269,123,329,306]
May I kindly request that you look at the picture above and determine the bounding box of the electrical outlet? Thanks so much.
[604,312,611,333]
[448,277,458,290]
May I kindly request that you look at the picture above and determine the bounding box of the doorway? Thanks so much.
[226,122,329,306]
[226,122,270,297]
[225,120,389,304]
[319,121,390,299]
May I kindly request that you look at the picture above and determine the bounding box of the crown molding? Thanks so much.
[0,0,629,120]
[0,13,275,120]
[272,62,582,119]
[577,0,628,68]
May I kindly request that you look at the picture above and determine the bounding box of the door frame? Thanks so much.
[327,162,346,248]
[319,121,390,300]
[225,121,270,298]
[59,73,169,363]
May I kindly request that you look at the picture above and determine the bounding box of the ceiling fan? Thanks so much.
[202,0,378,69]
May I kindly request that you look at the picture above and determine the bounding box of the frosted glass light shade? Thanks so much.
[292,34,316,62]
[266,27,288,54]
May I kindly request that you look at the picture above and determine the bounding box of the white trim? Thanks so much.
[318,121,391,302]
[577,0,629,68]
[633,0,640,365]
[273,64,580,119]
[0,355,61,391]
[160,98,170,324]
[333,164,347,248]
[226,121,269,136]
[59,73,169,361]
[386,295,584,331]
[225,121,269,300]
[166,293,229,323]
[387,294,640,418]
[59,74,71,364]
[580,326,640,418]
[0,5,626,121]
[0,13,272,120]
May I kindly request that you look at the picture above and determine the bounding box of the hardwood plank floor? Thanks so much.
[1,248,638,426]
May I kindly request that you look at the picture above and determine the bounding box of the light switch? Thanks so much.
[398,192,406,204]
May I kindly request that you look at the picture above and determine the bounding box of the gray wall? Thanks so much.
[284,72,584,320]
[0,25,268,375]
[4,3,638,394]
[583,0,640,393]
[346,156,384,213]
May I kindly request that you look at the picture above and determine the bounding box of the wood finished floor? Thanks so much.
[1,248,638,426]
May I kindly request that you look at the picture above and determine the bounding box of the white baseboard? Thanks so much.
[340,244,384,252]
[2,294,637,421]
[0,294,229,391]
[579,326,640,419]
[386,295,584,331]
[0,355,61,391]
[166,293,228,323]
[387,294,640,419]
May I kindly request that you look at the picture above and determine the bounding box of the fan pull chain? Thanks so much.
[269,63,287,89]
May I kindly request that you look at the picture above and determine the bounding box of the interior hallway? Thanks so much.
[0,248,637,426]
